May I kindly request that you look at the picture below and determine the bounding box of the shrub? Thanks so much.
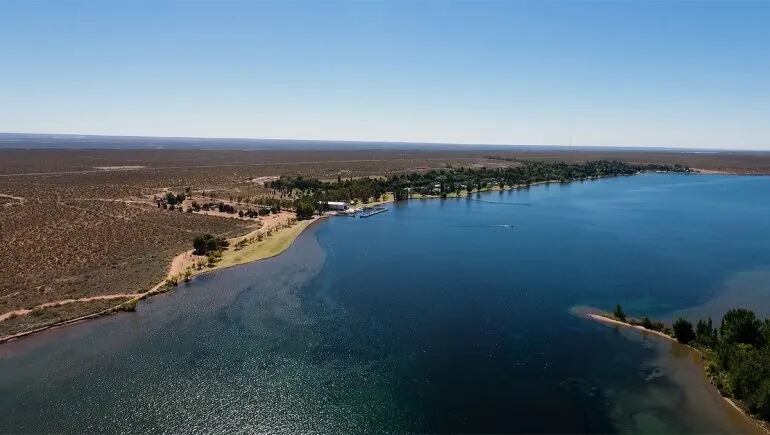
[755,379,770,420]
[206,253,220,267]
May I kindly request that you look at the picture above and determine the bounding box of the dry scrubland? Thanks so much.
[0,149,510,337]
[1,148,769,338]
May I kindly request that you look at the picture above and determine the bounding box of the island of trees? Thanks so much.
[274,160,689,218]
[609,305,770,421]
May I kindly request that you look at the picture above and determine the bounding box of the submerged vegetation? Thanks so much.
[268,160,690,215]
[608,305,770,421]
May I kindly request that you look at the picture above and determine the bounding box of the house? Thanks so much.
[323,201,349,211]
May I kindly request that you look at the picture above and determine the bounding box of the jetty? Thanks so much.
[359,206,388,218]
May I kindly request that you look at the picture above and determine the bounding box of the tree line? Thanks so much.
[271,160,689,218]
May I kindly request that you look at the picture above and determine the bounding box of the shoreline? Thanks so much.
[583,309,769,434]
[0,170,692,344]
[0,213,328,344]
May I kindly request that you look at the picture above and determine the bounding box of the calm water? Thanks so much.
[2,174,770,433]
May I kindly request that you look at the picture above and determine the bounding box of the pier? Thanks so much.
[359,206,388,218]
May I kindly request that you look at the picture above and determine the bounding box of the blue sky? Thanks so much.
[1,1,769,149]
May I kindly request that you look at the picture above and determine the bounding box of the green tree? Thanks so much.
[295,199,315,220]
[673,318,696,344]
[613,305,626,322]
[696,318,717,347]
[165,192,178,205]
[720,308,763,346]
[192,234,228,255]
[193,235,209,255]
[205,237,219,253]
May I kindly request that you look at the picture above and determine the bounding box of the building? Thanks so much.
[323,201,349,211]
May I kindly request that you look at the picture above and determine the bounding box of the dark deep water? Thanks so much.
[2,174,770,433]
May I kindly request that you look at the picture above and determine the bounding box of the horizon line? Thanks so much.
[0,131,767,153]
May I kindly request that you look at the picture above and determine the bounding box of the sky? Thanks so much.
[1,1,769,150]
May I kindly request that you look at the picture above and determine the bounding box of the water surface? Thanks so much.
[2,174,770,433]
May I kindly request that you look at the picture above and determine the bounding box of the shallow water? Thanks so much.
[2,174,770,433]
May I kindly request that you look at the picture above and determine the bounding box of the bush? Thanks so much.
[755,379,770,420]
[207,255,218,268]
[217,202,236,213]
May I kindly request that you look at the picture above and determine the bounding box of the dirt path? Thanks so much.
[0,294,137,322]
[0,193,26,202]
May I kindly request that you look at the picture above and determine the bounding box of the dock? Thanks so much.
[359,206,388,218]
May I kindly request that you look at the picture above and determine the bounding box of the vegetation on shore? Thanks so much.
[269,160,690,213]
[604,305,770,422]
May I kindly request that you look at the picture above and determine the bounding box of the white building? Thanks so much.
[323,201,349,211]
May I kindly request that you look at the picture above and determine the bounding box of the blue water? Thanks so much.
[2,174,770,433]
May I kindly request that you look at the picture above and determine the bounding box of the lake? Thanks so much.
[2,174,770,433]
